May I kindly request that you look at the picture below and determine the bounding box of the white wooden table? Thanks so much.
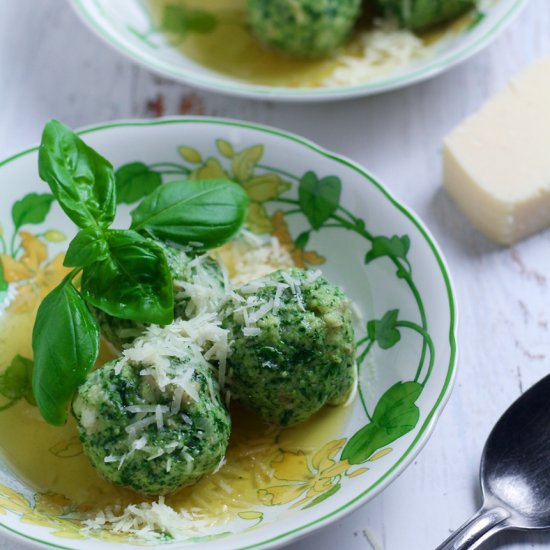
[1,1,550,548]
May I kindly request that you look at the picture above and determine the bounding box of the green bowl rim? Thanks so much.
[69,0,526,101]
[0,117,458,550]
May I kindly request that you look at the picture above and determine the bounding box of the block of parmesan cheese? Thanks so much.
[443,56,550,245]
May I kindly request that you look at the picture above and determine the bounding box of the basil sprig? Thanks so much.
[32,120,249,425]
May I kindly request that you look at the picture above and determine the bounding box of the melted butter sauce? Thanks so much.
[149,0,347,87]
[0,275,351,519]
[148,0,477,88]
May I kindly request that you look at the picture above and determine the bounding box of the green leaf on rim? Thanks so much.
[365,235,410,265]
[115,162,162,205]
[341,381,422,465]
[298,171,341,230]
[11,193,55,231]
[367,309,401,350]
[0,355,35,408]
[295,231,310,250]
[302,483,341,509]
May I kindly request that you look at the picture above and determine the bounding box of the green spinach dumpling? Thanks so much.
[247,0,362,57]
[224,268,355,426]
[73,335,230,495]
[377,0,476,31]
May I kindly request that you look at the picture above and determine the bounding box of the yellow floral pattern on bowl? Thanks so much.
[0,133,440,546]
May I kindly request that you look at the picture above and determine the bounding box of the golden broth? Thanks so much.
[0,278,352,521]
[147,0,479,88]
[147,0,340,87]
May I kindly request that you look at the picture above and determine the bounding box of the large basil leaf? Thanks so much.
[298,171,341,230]
[32,276,100,425]
[130,179,249,249]
[341,382,422,465]
[81,230,173,325]
[38,120,116,229]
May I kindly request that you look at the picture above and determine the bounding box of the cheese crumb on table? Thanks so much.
[443,56,550,245]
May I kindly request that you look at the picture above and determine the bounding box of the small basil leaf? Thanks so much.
[81,230,173,325]
[64,227,109,268]
[298,171,341,230]
[130,179,249,249]
[12,193,55,231]
[38,120,116,229]
[162,5,218,35]
[32,276,100,425]
[115,162,162,205]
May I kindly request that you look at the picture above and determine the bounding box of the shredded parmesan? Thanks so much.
[81,234,318,541]
[82,497,217,541]
[214,232,293,286]
[324,21,432,87]
[242,327,261,337]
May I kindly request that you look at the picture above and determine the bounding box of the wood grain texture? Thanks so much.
[1,0,549,548]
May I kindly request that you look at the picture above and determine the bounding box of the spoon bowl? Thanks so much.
[438,375,550,549]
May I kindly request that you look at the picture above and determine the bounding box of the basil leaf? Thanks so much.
[12,193,55,231]
[130,179,249,249]
[162,5,218,35]
[81,230,173,325]
[299,171,341,230]
[32,275,100,425]
[38,120,116,229]
[115,162,162,205]
[64,227,109,268]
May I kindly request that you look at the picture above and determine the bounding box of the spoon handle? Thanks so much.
[435,506,511,550]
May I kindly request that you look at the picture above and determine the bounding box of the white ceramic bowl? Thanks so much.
[69,0,525,101]
[0,118,457,549]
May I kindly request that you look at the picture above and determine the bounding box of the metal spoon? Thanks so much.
[436,374,550,550]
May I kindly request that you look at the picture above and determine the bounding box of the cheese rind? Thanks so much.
[443,56,550,245]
